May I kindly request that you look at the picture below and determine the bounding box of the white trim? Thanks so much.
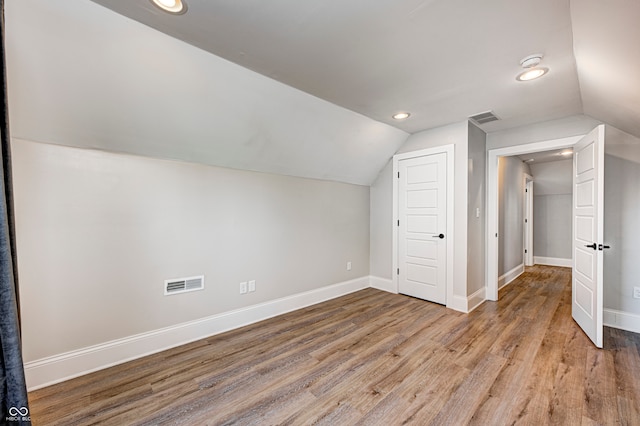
[448,295,468,313]
[369,276,396,294]
[24,276,369,391]
[486,136,583,301]
[524,176,534,267]
[499,263,524,289]
[534,256,572,268]
[392,145,455,308]
[604,309,640,334]
[467,287,486,313]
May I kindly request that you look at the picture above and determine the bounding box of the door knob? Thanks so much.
[433,234,445,239]
[585,243,597,250]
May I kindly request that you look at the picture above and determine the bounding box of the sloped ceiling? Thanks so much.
[6,0,640,185]
[88,0,640,139]
[4,0,408,186]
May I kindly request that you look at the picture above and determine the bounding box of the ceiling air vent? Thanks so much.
[164,275,204,296]
[469,110,500,125]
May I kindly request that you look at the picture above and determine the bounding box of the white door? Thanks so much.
[572,125,605,348]
[398,153,447,304]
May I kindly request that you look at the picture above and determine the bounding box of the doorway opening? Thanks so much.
[486,135,583,301]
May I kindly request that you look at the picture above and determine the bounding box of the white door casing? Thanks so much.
[397,152,447,304]
[572,125,605,348]
[524,176,534,267]
[486,136,582,301]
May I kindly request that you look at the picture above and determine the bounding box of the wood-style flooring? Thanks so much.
[28,266,640,425]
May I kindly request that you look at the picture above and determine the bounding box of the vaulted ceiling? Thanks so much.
[89,0,640,138]
[5,0,640,186]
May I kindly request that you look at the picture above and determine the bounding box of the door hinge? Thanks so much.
[397,268,400,275]
[525,218,528,223]
[525,249,528,254]
[397,220,400,226]
[397,172,400,178]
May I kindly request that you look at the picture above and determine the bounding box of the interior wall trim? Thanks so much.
[533,256,572,268]
[603,309,640,334]
[498,263,524,290]
[369,276,395,294]
[24,276,370,391]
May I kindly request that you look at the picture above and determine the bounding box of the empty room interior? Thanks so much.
[3,0,640,424]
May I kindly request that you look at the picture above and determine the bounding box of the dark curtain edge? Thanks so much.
[0,0,31,424]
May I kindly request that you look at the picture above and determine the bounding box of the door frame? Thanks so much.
[524,175,534,267]
[393,145,455,308]
[486,136,583,301]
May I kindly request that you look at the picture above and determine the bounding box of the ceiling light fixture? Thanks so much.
[392,112,411,120]
[516,53,548,82]
[559,150,573,156]
[150,0,187,14]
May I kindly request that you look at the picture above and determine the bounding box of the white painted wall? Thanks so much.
[604,134,640,315]
[497,157,530,276]
[529,160,572,260]
[369,160,393,280]
[396,121,469,300]
[467,122,486,295]
[487,115,602,150]
[13,139,370,362]
[5,0,407,187]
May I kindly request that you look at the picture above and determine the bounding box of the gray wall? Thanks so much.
[604,153,640,315]
[369,160,393,279]
[467,123,487,295]
[498,156,530,275]
[487,115,602,150]
[529,160,573,260]
[13,140,370,361]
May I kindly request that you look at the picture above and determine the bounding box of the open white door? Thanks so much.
[572,125,605,348]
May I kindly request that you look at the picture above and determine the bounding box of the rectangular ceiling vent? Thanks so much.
[164,275,204,296]
[469,110,500,125]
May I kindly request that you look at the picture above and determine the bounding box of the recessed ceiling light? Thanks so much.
[150,0,187,14]
[392,112,411,120]
[516,67,549,81]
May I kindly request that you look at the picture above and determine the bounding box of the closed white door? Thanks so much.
[572,125,605,348]
[398,153,447,304]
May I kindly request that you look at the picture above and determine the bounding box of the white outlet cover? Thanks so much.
[240,281,248,294]
[248,280,256,292]
[347,261,352,271]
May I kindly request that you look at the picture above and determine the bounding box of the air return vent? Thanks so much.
[164,275,204,296]
[469,110,500,125]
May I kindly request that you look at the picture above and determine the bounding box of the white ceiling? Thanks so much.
[517,148,573,165]
[88,0,640,139]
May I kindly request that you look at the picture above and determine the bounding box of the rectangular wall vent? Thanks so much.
[164,275,204,296]
[469,110,500,125]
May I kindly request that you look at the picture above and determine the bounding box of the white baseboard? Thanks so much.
[533,256,572,268]
[604,309,640,334]
[467,287,486,313]
[447,295,468,313]
[24,276,370,391]
[498,263,524,289]
[369,276,396,293]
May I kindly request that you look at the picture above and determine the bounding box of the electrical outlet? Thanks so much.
[240,281,247,294]
[248,280,256,292]
[347,261,352,271]
[633,287,640,299]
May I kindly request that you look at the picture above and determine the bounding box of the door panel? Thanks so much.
[398,152,447,304]
[572,125,605,348]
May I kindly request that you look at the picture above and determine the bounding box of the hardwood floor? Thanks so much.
[28,266,640,425]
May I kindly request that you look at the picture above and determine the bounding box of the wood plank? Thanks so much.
[27,266,640,425]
